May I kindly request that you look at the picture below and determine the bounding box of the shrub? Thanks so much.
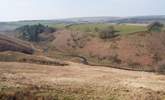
[147,22,164,32]
[99,26,118,39]
[153,53,162,63]
[156,61,165,74]
[127,59,141,68]
[107,54,122,64]
[94,27,99,32]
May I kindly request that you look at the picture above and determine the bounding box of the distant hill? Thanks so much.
[60,15,165,23]
[111,15,165,23]
[60,17,122,23]
[0,20,74,32]
[0,15,165,32]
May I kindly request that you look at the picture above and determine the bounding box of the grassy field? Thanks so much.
[50,23,66,29]
[66,23,147,36]
[0,62,165,100]
[114,24,147,35]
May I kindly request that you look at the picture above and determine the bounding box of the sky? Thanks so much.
[0,0,165,21]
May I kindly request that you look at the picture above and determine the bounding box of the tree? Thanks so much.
[147,22,164,32]
[99,26,118,39]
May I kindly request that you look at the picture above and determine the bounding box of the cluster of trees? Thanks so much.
[16,24,55,42]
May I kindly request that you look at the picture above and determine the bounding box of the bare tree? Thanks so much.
[67,32,89,49]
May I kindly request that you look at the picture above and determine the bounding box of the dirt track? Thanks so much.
[0,62,165,99]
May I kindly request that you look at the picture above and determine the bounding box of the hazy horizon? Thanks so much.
[0,0,165,22]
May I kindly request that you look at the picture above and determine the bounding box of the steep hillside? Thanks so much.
[47,30,165,72]
[0,34,34,54]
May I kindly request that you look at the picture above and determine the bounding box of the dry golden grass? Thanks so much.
[0,62,165,100]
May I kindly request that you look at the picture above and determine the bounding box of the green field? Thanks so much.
[114,24,147,35]
[50,23,66,29]
[66,23,147,36]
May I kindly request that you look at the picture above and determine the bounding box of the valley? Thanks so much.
[0,16,165,100]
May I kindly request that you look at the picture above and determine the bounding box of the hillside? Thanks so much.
[0,34,34,54]
[3,22,164,72]
[43,29,165,72]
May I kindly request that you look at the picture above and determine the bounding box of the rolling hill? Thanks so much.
[112,15,165,23]
[0,15,165,32]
